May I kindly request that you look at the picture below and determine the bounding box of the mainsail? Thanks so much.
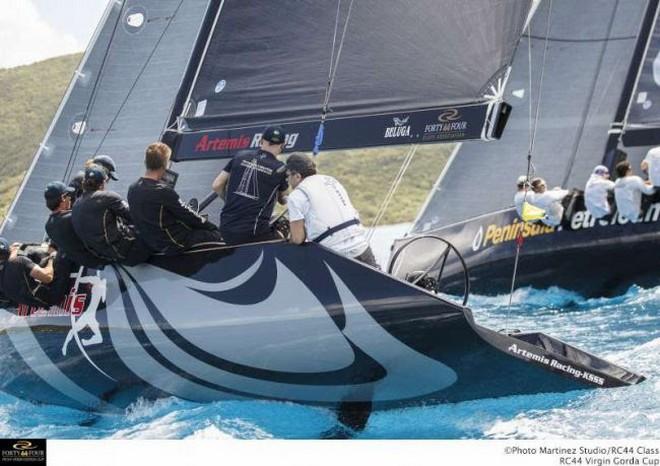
[165,0,535,160]
[411,0,650,233]
[622,2,660,146]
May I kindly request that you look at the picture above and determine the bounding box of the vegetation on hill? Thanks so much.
[0,53,451,226]
[0,53,83,221]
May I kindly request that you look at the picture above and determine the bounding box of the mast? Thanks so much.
[606,0,660,161]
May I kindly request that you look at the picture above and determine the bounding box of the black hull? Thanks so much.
[0,242,644,412]
[392,197,660,297]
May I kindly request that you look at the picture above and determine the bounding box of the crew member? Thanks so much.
[614,160,655,222]
[584,165,615,219]
[68,171,85,204]
[285,153,378,267]
[513,175,533,218]
[91,154,119,182]
[211,126,288,245]
[44,181,104,268]
[72,165,151,265]
[530,177,569,227]
[641,146,660,187]
[128,142,222,254]
[0,237,72,308]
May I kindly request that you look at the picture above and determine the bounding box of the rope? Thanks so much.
[504,0,554,332]
[313,0,356,154]
[366,144,418,243]
[62,0,127,184]
[96,0,185,156]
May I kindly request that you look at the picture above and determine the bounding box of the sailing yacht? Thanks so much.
[392,0,660,298]
[0,0,644,415]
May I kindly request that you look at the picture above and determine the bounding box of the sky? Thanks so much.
[0,0,108,69]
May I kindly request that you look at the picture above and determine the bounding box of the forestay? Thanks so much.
[165,0,535,161]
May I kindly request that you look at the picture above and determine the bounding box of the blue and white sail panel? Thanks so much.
[166,0,534,161]
[623,4,660,146]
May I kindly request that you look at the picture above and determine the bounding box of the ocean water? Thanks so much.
[0,224,658,439]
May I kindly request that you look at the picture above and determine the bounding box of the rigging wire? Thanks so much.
[313,0,356,154]
[95,0,186,156]
[62,0,127,184]
[366,144,419,243]
[504,0,554,332]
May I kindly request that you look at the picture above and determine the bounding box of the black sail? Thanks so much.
[166,0,535,160]
[622,4,660,146]
[411,0,649,233]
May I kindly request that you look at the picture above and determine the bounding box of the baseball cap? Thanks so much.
[92,155,118,180]
[85,165,108,185]
[593,165,609,176]
[262,126,287,145]
[44,181,75,202]
[516,175,528,187]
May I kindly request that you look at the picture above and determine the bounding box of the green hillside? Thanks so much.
[0,54,451,226]
[0,53,83,221]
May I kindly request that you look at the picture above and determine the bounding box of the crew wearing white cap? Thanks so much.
[513,175,534,218]
[584,165,615,219]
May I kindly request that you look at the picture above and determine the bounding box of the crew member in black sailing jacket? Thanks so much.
[72,165,151,265]
[211,126,289,245]
[0,237,72,308]
[44,181,105,268]
[128,142,222,254]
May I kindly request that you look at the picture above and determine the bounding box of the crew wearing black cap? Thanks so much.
[91,155,119,181]
[128,142,223,254]
[0,236,73,308]
[211,126,289,245]
[71,165,151,265]
[44,181,104,268]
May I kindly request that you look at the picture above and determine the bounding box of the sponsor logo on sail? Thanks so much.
[384,116,411,139]
[195,134,251,152]
[422,108,468,141]
[250,132,299,149]
[437,108,461,123]
[507,344,604,386]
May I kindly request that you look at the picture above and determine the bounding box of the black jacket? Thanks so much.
[46,210,105,268]
[128,178,217,254]
[71,190,139,262]
[0,256,47,308]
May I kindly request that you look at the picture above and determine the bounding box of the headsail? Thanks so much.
[411,0,648,233]
[165,0,535,161]
[0,0,223,243]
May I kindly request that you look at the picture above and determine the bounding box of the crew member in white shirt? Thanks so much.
[584,165,615,219]
[285,153,378,267]
[530,177,569,227]
[641,146,660,187]
[614,160,655,222]
[513,175,533,218]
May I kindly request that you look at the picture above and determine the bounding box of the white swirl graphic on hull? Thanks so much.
[107,258,457,403]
